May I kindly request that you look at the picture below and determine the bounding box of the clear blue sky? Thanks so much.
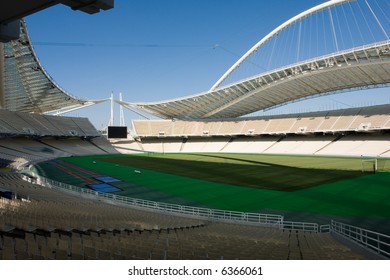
[25,0,390,129]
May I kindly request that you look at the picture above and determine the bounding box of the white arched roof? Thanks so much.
[122,41,390,119]
[209,0,352,91]
[125,0,390,120]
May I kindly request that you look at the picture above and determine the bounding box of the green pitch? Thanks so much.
[34,153,390,221]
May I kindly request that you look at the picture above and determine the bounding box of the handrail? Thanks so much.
[320,224,331,233]
[18,169,330,232]
[331,220,390,259]
[15,170,390,251]
[25,172,285,227]
[282,221,319,232]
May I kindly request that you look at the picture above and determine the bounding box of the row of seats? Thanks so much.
[0,109,100,137]
[0,136,118,169]
[0,173,363,260]
[113,133,390,157]
[0,173,202,232]
[0,110,116,169]
[132,104,390,137]
[0,224,363,260]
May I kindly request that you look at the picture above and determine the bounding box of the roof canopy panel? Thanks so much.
[2,20,105,114]
[126,42,390,120]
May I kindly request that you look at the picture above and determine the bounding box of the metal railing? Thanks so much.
[26,172,284,227]
[320,224,331,232]
[331,220,390,259]
[282,221,319,232]
[19,170,333,232]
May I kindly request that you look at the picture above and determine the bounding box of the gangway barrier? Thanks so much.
[19,171,390,259]
[25,172,284,228]
[331,220,390,259]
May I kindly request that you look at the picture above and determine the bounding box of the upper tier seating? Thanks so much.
[133,104,390,137]
[0,109,99,137]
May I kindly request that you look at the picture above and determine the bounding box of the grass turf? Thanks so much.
[34,153,390,220]
[98,153,368,191]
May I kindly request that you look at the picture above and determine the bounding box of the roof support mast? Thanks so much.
[119,92,125,126]
[108,92,114,126]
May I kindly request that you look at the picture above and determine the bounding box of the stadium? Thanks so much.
[0,0,390,260]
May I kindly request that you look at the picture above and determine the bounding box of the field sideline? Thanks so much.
[34,153,390,225]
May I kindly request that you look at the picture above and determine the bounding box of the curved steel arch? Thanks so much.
[127,41,390,120]
[209,0,352,91]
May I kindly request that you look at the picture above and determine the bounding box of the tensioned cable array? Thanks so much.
[124,0,390,120]
[213,0,390,90]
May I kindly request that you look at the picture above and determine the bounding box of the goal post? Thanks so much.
[361,158,377,173]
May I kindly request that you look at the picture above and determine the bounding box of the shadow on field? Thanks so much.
[100,154,366,192]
